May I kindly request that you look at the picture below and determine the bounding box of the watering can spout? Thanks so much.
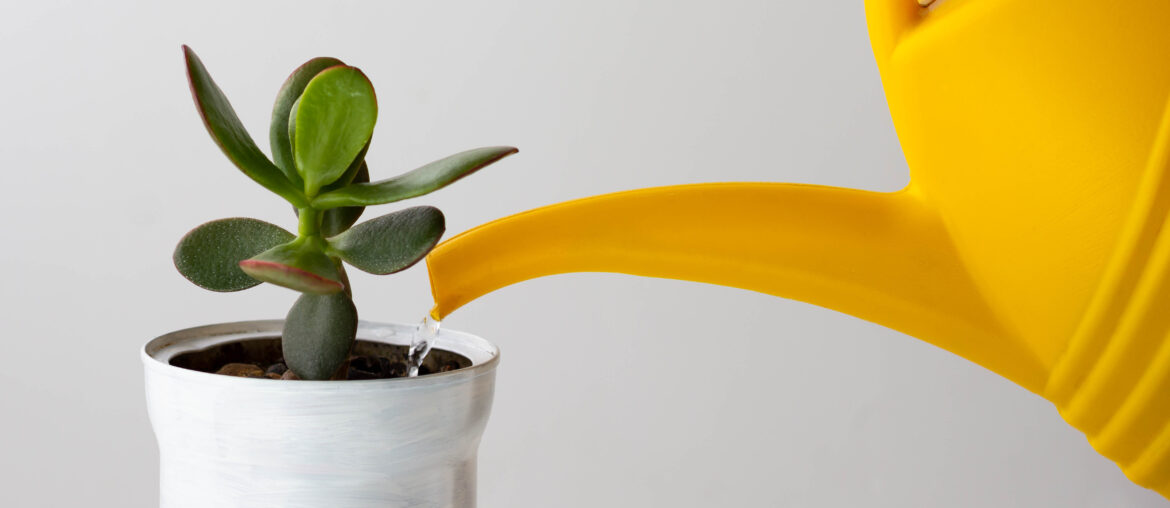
[427,182,1044,389]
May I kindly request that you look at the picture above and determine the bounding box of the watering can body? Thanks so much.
[426,0,1170,497]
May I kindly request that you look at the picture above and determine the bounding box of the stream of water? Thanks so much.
[406,315,441,377]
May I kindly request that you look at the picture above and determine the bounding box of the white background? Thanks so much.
[1,1,1164,506]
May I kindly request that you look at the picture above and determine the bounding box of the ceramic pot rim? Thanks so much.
[142,319,500,391]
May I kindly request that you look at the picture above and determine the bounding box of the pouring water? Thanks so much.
[406,315,441,377]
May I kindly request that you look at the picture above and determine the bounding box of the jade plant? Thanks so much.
[173,45,516,380]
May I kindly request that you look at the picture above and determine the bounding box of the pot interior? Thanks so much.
[170,337,472,376]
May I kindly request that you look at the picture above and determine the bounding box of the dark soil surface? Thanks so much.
[170,338,471,380]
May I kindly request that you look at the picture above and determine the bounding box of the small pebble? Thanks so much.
[439,361,461,373]
[265,362,288,376]
[216,363,266,378]
[266,373,282,380]
[281,370,300,380]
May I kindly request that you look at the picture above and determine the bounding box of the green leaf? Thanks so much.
[283,292,357,380]
[321,160,369,237]
[329,206,445,275]
[182,46,308,207]
[173,218,295,292]
[312,146,518,209]
[239,238,344,294]
[293,66,377,195]
[327,140,371,192]
[286,97,369,195]
[270,57,345,188]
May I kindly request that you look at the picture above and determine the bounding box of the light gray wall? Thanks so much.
[0,1,1163,506]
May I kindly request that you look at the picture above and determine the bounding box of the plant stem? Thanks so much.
[297,207,322,237]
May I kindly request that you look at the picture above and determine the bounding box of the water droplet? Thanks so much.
[407,315,441,377]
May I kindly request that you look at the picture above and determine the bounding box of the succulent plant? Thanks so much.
[173,46,516,380]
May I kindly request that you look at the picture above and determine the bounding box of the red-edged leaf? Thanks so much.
[312,146,517,209]
[239,240,344,294]
[182,46,307,207]
[270,56,345,188]
[293,65,377,195]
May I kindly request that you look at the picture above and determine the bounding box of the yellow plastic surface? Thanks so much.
[427,0,1170,497]
[428,183,1043,390]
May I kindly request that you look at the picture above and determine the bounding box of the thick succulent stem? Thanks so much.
[298,207,323,237]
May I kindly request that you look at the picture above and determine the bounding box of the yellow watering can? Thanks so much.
[426,0,1170,496]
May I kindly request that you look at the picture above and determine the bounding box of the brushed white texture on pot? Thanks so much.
[143,320,499,508]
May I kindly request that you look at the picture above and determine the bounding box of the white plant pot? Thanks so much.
[142,320,500,508]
